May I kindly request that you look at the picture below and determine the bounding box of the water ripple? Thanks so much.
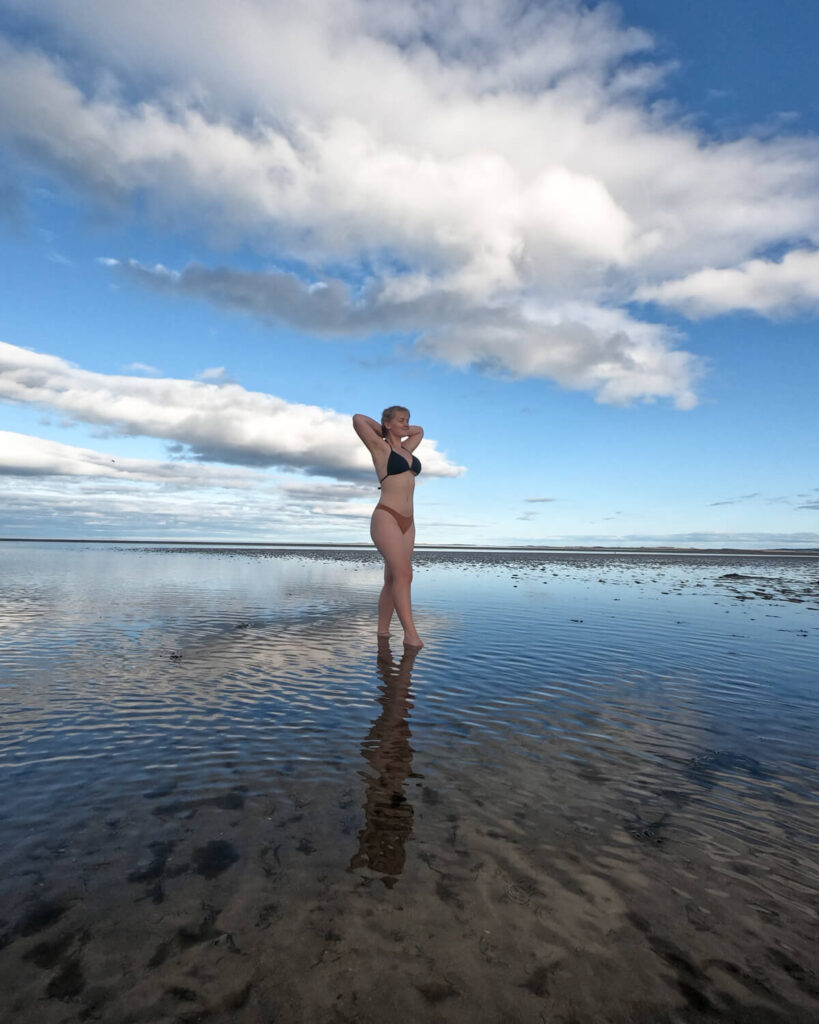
[1,542,818,1020]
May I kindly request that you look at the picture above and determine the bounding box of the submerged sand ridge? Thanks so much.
[0,544,817,1022]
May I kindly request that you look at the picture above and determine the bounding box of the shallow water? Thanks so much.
[1,542,818,1023]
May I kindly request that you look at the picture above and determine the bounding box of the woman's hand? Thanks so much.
[402,424,424,451]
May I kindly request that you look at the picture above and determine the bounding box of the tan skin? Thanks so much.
[352,410,424,648]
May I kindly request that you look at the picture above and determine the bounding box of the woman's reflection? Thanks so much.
[349,637,419,880]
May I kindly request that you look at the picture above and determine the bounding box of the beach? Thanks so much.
[1,542,818,1023]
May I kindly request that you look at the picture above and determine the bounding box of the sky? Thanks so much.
[0,0,817,547]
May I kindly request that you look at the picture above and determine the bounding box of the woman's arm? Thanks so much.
[402,424,424,452]
[352,413,384,452]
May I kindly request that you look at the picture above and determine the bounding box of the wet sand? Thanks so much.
[2,747,817,1023]
[1,545,817,1022]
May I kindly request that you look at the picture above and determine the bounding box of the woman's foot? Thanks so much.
[377,630,392,637]
[403,634,423,648]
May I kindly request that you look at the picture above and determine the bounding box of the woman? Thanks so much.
[352,406,424,648]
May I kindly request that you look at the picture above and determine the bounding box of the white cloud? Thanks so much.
[113,258,702,408]
[0,430,395,540]
[636,248,819,317]
[0,429,264,487]
[1,2,818,401]
[0,475,297,539]
[0,439,469,540]
[0,340,465,479]
[417,304,700,408]
[278,480,375,503]
[0,436,386,540]
[123,361,162,375]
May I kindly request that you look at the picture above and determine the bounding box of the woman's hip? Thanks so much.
[372,503,414,535]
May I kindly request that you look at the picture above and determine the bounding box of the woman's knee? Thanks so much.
[391,563,412,585]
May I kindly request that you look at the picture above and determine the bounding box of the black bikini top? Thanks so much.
[378,446,421,487]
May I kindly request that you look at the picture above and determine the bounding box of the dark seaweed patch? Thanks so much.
[19,899,69,937]
[224,982,252,1010]
[147,938,174,968]
[46,958,85,1000]
[168,985,198,1001]
[415,980,458,1004]
[23,932,72,969]
[522,965,551,997]
[677,979,712,1013]
[192,840,239,878]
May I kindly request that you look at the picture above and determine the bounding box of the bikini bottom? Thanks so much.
[374,503,414,535]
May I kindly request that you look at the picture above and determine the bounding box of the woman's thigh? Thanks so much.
[403,521,415,561]
[371,510,411,572]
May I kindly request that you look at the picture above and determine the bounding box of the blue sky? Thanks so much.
[0,0,817,547]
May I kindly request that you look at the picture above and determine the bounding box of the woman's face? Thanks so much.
[385,411,409,437]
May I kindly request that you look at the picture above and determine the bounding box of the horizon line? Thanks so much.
[2,537,818,556]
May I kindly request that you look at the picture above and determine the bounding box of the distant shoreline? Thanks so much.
[2,537,818,557]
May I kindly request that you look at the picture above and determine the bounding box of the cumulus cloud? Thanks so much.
[0,437,393,539]
[417,304,699,407]
[115,259,701,407]
[0,475,297,539]
[638,249,819,317]
[1,1,818,402]
[0,341,464,479]
[0,444,446,539]
[0,429,266,487]
[278,480,374,503]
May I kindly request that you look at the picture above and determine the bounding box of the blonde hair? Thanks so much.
[381,405,410,439]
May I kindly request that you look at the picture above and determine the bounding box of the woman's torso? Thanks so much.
[374,444,418,516]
